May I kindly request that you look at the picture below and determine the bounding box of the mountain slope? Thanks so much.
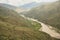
[0,3,17,10]
[0,4,58,40]
[20,2,38,9]
[0,4,41,31]
[24,0,60,31]
[0,3,25,13]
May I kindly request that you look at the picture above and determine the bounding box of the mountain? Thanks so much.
[0,3,26,13]
[0,4,58,40]
[0,3,17,10]
[23,0,60,32]
[20,2,51,10]
[20,2,39,9]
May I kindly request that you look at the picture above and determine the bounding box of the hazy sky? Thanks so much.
[0,0,57,6]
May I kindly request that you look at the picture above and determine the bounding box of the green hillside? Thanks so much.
[0,5,41,30]
[24,0,60,31]
[0,4,58,40]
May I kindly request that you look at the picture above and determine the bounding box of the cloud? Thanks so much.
[38,0,57,2]
[8,0,36,6]
[0,0,57,6]
[0,0,7,3]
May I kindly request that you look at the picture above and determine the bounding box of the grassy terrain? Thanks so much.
[24,0,60,31]
[0,4,41,30]
[0,20,58,40]
[0,4,59,40]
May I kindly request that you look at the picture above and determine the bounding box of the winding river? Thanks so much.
[21,15,60,39]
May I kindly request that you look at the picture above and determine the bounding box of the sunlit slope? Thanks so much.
[0,19,58,40]
[24,0,60,30]
[0,4,58,40]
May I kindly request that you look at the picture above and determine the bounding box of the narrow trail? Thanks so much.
[20,15,60,39]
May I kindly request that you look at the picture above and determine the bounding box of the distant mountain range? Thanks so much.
[0,3,26,13]
[20,2,50,9]
[0,3,17,10]
[20,2,38,9]
[0,2,49,12]
[0,2,38,10]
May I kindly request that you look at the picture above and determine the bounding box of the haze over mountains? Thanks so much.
[20,2,49,9]
[20,2,38,9]
[0,3,17,10]
[0,3,59,40]
[0,0,57,9]
[0,0,60,40]
[0,0,57,6]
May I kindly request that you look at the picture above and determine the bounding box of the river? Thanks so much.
[20,15,60,39]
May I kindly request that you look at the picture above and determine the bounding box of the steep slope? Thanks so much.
[24,0,60,31]
[20,15,60,39]
[20,2,51,10]
[0,4,57,40]
[0,4,41,31]
[0,3,17,10]
[0,3,25,13]
[20,2,38,9]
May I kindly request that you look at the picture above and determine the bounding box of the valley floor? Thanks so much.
[39,22,60,39]
[21,15,60,39]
